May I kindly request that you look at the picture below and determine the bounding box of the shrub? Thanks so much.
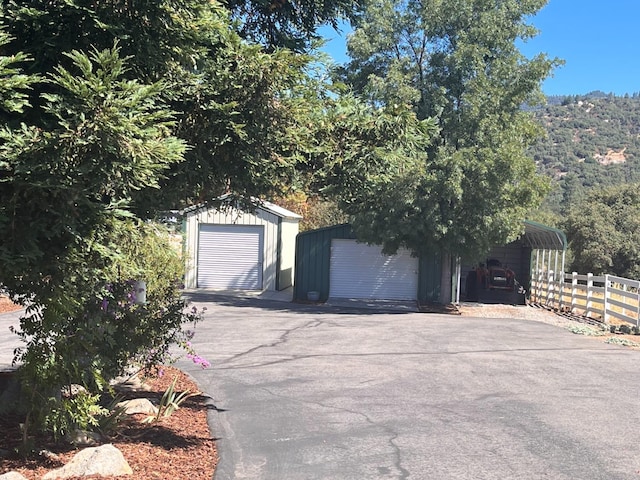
[12,220,204,444]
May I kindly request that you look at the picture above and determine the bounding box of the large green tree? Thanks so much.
[334,0,559,301]
[0,43,201,440]
[566,183,640,278]
[0,0,328,306]
[1,0,315,213]
[0,1,337,440]
[0,0,427,442]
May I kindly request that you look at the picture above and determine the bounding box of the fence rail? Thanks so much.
[530,270,640,326]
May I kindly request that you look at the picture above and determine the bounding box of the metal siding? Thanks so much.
[329,239,419,300]
[258,210,278,292]
[294,224,354,301]
[184,213,196,288]
[197,225,264,289]
[184,205,286,291]
[485,242,527,285]
[278,219,299,290]
[418,253,442,303]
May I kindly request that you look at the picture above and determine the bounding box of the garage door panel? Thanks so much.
[197,225,263,290]
[329,239,418,300]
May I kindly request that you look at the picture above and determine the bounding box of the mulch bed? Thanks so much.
[0,367,217,479]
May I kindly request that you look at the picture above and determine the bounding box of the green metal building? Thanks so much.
[293,224,442,303]
[293,221,566,305]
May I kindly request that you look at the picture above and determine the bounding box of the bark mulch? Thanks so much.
[0,366,217,479]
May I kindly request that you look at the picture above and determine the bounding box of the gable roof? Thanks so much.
[181,196,302,220]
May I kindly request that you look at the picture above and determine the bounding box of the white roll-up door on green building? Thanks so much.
[329,239,418,300]
[197,224,264,289]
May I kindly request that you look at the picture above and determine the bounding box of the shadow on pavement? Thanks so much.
[181,291,422,316]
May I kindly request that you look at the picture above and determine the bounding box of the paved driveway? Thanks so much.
[177,294,640,480]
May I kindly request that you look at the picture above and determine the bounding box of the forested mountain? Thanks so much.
[530,92,640,216]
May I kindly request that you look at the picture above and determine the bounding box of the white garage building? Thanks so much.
[183,201,301,291]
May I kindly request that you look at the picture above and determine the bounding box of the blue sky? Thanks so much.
[320,1,640,96]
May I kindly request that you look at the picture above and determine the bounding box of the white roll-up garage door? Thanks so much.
[197,224,264,290]
[329,239,418,300]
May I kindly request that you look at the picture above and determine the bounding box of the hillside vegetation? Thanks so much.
[531,92,640,216]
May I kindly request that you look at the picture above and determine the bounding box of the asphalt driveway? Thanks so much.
[176,294,640,480]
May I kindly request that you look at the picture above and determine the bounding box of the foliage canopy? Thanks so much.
[566,183,640,278]
[333,0,558,260]
[0,0,429,440]
[0,0,343,441]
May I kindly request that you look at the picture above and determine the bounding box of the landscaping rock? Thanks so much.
[66,429,104,447]
[0,472,29,480]
[111,371,151,392]
[38,449,61,462]
[117,397,158,415]
[60,384,87,398]
[42,444,132,479]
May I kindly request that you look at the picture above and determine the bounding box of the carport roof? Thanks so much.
[521,220,567,251]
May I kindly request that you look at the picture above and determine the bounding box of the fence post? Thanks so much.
[636,282,640,328]
[535,250,542,303]
[559,271,565,312]
[571,272,578,315]
[546,270,554,308]
[603,274,610,324]
[586,273,594,319]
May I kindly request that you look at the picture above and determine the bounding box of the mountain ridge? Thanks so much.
[529,92,640,216]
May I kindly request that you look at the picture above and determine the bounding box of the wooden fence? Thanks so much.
[530,270,640,326]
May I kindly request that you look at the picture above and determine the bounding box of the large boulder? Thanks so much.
[117,397,158,415]
[42,444,132,479]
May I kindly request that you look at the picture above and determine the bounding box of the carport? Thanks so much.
[522,219,568,276]
[458,220,567,304]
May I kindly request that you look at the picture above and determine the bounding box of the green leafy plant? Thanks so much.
[42,392,108,443]
[143,376,200,424]
[619,324,632,335]
[98,394,128,436]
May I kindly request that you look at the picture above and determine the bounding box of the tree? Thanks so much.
[0,28,36,114]
[565,184,640,278]
[0,1,415,441]
[0,44,204,440]
[0,0,335,439]
[0,1,336,311]
[227,0,361,51]
[1,0,317,213]
[334,0,559,301]
[0,45,185,300]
